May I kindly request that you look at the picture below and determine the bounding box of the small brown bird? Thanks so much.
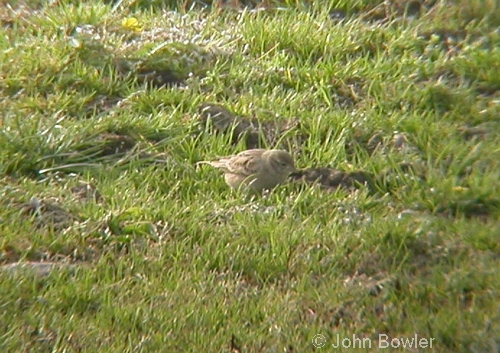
[197,149,296,193]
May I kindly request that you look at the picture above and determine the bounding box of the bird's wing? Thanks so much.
[227,151,264,176]
[197,149,266,176]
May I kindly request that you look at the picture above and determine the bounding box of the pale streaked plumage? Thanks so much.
[197,149,296,193]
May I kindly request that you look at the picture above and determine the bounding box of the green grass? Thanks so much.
[1,0,499,352]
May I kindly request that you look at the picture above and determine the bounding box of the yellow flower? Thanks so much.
[121,17,142,32]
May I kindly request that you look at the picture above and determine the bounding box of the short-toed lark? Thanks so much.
[197,149,296,193]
